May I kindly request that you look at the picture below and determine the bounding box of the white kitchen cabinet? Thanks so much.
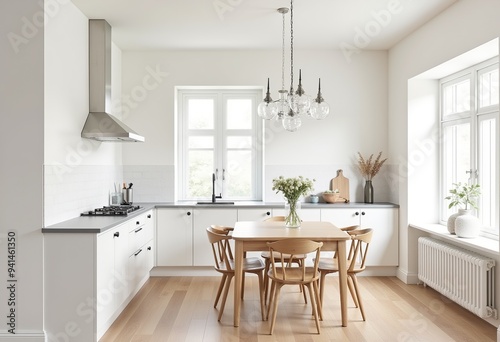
[321,208,398,266]
[128,210,155,294]
[237,208,274,221]
[156,208,193,266]
[193,208,238,266]
[44,208,156,342]
[96,222,129,336]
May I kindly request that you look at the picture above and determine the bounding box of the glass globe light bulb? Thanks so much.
[282,111,302,132]
[258,101,278,120]
[310,101,330,120]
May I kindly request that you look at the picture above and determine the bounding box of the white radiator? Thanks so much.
[418,237,497,319]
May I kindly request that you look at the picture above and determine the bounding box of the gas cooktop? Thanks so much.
[81,205,142,216]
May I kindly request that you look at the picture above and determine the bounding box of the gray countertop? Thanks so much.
[42,201,398,234]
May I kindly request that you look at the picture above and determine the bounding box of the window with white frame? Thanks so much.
[176,88,263,201]
[440,57,499,237]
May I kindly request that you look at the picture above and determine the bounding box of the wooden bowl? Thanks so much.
[322,193,340,203]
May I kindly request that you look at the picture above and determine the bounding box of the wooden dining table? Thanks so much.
[232,220,351,327]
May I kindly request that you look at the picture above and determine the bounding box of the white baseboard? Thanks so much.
[397,268,419,284]
[0,331,45,342]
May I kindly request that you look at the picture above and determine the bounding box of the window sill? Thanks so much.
[410,223,499,256]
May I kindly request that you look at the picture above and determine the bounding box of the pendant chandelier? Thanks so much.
[257,0,330,132]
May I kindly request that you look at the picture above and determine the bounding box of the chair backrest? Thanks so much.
[264,216,285,222]
[346,228,373,273]
[209,224,233,235]
[206,227,234,272]
[267,239,323,281]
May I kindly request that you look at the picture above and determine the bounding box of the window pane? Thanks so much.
[226,99,252,129]
[187,151,213,198]
[478,118,496,228]
[479,69,499,108]
[443,80,470,116]
[443,122,470,218]
[226,150,252,198]
[227,136,252,149]
[188,136,214,149]
[188,99,214,129]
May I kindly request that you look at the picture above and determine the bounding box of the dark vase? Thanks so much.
[364,180,373,203]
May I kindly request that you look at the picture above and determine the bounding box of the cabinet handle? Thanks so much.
[355,212,359,216]
[147,214,151,219]
[266,211,271,216]
[136,221,140,225]
[147,246,152,251]
[113,232,119,238]
[134,227,143,233]
[134,249,142,256]
[187,212,191,216]
[361,211,366,216]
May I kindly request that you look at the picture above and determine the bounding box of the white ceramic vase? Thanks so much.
[454,209,480,238]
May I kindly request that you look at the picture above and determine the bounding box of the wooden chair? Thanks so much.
[317,228,373,321]
[206,227,266,322]
[260,216,307,304]
[266,238,323,335]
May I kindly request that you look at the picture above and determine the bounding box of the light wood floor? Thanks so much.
[101,276,497,341]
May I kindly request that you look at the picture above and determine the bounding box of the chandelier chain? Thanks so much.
[289,0,294,92]
[281,9,286,91]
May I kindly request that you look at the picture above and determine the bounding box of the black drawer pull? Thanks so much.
[361,211,365,216]
[113,232,119,238]
[187,212,191,216]
[355,212,359,216]
[134,227,143,233]
[136,221,140,225]
[147,214,152,219]
[134,249,142,256]
[266,211,271,216]
[147,246,152,251]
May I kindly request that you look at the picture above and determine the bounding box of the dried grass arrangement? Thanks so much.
[357,151,387,180]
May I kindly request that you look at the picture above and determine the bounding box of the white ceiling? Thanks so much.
[71,0,457,51]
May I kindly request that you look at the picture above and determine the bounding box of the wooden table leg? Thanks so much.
[337,240,348,327]
[234,240,243,327]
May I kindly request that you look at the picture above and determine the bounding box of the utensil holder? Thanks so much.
[122,188,133,204]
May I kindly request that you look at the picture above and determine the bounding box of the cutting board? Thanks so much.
[330,169,350,203]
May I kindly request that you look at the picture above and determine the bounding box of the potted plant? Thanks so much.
[445,182,481,237]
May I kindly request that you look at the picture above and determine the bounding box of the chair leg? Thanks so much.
[319,271,327,308]
[347,274,359,307]
[266,280,276,321]
[306,283,321,334]
[214,274,227,308]
[218,274,233,321]
[269,284,282,335]
[263,259,270,306]
[313,279,323,321]
[350,274,366,321]
[257,271,266,321]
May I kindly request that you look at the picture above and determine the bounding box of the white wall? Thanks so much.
[388,0,500,327]
[121,49,392,202]
[0,0,44,340]
[44,2,125,225]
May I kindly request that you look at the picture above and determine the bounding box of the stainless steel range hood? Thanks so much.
[81,19,145,142]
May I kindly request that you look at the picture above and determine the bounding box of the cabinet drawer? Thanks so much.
[128,211,154,256]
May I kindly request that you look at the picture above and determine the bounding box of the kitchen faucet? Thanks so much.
[212,173,222,203]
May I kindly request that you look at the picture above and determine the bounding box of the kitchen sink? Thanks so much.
[196,201,235,205]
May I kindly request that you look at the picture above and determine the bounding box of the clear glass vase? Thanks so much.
[285,200,301,228]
